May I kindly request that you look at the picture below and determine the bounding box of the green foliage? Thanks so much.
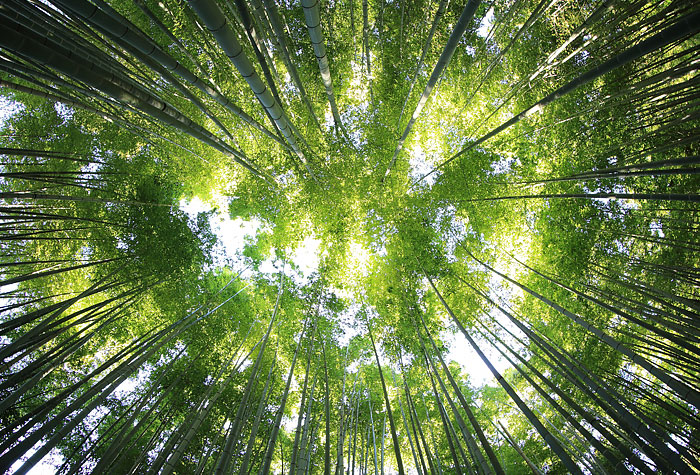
[1,0,698,473]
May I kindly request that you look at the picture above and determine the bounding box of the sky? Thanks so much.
[0,96,23,125]
[477,6,495,38]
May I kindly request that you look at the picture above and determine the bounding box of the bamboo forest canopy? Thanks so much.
[1,0,699,472]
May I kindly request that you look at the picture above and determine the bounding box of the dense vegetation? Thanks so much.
[1,0,698,473]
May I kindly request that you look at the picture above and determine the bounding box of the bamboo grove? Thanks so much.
[0,0,698,472]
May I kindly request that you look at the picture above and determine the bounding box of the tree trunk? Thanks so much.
[367,322,405,474]
[302,0,344,131]
[259,315,310,475]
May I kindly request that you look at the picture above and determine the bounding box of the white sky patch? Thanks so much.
[53,102,74,122]
[81,159,102,175]
[650,220,664,238]
[254,235,323,285]
[282,373,302,433]
[113,363,154,400]
[439,251,542,389]
[409,116,453,188]
[10,448,64,474]
[291,235,322,278]
[282,413,297,434]
[281,71,299,97]
[258,257,279,276]
[490,153,518,175]
[345,359,361,375]
[0,96,24,127]
[582,183,639,209]
[214,216,261,261]
[477,6,495,38]
[444,317,510,388]
[409,144,438,187]
[0,281,19,298]
[113,377,139,400]
[179,196,262,270]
